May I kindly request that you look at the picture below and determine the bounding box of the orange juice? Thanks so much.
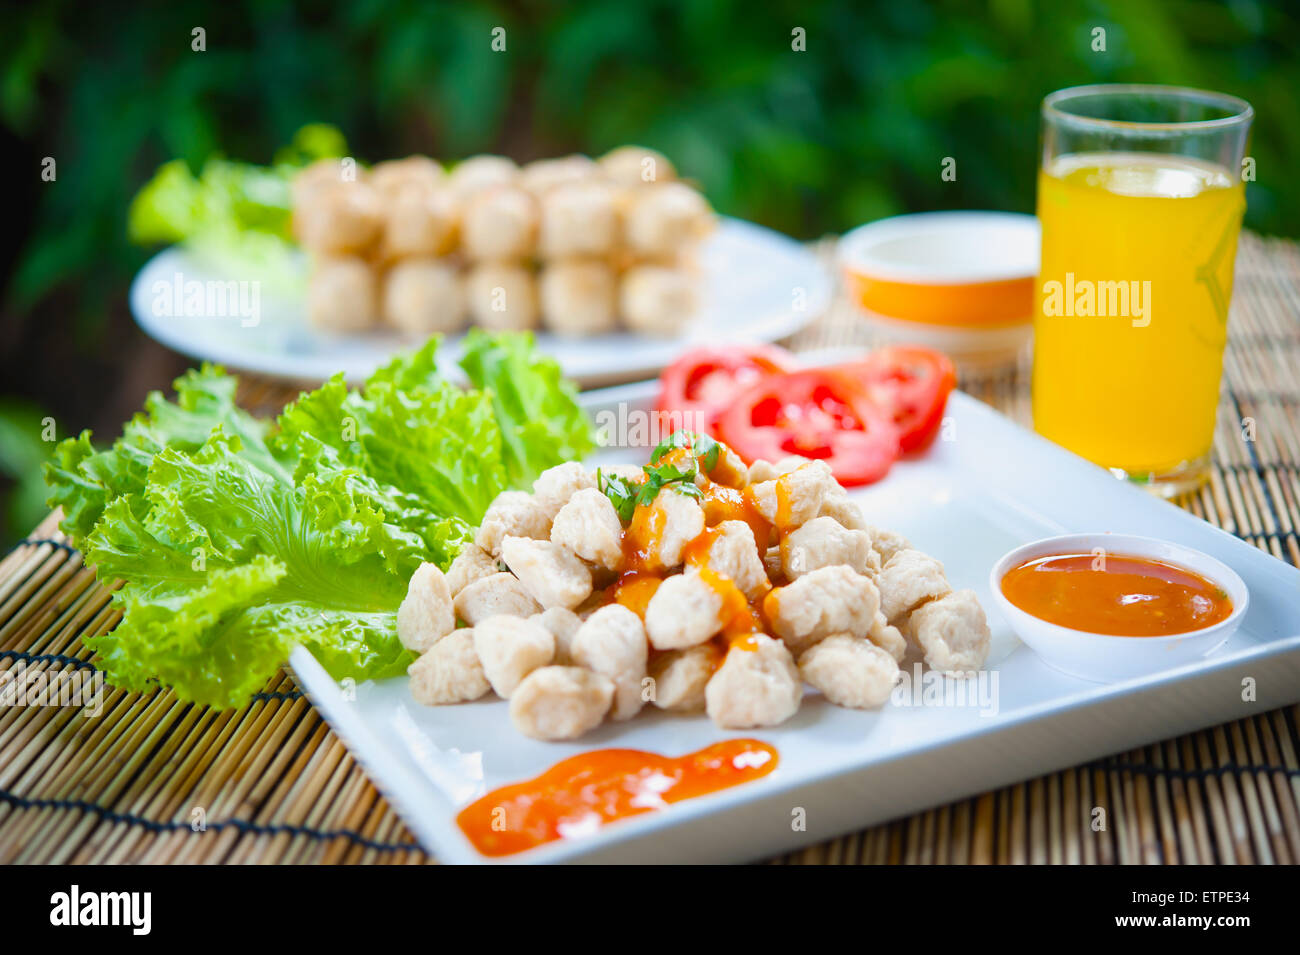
[1033,152,1245,474]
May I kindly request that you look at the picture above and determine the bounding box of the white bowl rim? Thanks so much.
[838,210,1041,285]
[988,532,1250,644]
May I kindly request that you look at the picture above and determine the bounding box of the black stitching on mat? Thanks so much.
[1210,527,1300,541]
[251,690,305,702]
[0,649,98,672]
[0,790,421,853]
[8,537,80,556]
[1231,529,1300,539]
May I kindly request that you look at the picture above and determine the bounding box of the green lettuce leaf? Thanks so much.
[459,329,595,486]
[43,332,592,709]
[44,365,282,540]
[127,124,348,293]
[275,340,510,524]
[82,430,432,707]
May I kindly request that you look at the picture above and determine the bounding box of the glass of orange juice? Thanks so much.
[1033,84,1253,497]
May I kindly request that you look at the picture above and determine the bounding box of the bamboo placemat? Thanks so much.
[2,232,1298,864]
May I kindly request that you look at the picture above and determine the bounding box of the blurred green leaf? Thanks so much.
[0,401,53,538]
[4,0,1298,325]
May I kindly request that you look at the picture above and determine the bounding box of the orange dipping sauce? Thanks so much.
[1000,552,1232,637]
[456,739,778,857]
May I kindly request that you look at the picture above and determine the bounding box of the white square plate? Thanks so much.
[291,387,1300,864]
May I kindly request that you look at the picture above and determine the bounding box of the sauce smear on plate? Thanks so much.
[1000,552,1231,636]
[457,739,778,857]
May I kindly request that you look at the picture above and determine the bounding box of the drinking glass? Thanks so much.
[1033,84,1253,496]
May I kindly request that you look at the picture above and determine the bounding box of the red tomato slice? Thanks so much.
[655,345,798,433]
[715,370,900,486]
[836,346,956,453]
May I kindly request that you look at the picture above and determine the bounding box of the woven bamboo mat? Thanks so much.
[3,233,1298,865]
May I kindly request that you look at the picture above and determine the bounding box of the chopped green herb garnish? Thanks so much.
[597,468,640,523]
[650,430,720,473]
[599,453,705,524]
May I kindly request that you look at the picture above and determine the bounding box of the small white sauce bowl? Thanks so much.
[989,533,1249,683]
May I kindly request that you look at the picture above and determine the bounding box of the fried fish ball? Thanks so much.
[798,634,899,709]
[475,490,553,557]
[454,573,543,626]
[868,526,913,566]
[551,488,624,572]
[748,461,841,530]
[509,666,614,740]
[409,628,491,705]
[461,186,538,261]
[901,589,991,673]
[381,258,467,335]
[530,607,583,664]
[499,535,593,611]
[292,157,365,208]
[538,181,620,258]
[705,633,802,729]
[619,264,697,336]
[472,614,555,698]
[570,604,649,721]
[640,486,706,571]
[369,156,444,197]
[380,186,460,259]
[648,644,718,712]
[539,260,618,336]
[700,441,750,490]
[781,516,876,580]
[446,154,518,197]
[877,548,951,623]
[868,611,907,662]
[446,544,499,596]
[763,565,882,655]
[307,256,379,332]
[819,492,870,532]
[464,263,539,331]
[294,181,383,254]
[624,182,712,257]
[748,455,812,485]
[691,521,768,602]
[532,462,598,519]
[598,145,677,187]
[396,562,456,654]
[644,568,725,650]
[519,154,598,197]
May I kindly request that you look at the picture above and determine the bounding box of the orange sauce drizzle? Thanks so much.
[681,524,720,569]
[760,588,781,630]
[622,496,667,573]
[697,566,763,638]
[774,470,796,527]
[456,739,779,857]
[704,484,773,548]
[604,446,786,665]
[725,633,763,654]
[611,572,662,618]
[614,448,775,621]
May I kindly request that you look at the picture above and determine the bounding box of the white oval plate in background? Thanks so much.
[129,217,830,388]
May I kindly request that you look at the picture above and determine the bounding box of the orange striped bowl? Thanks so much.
[838,212,1039,370]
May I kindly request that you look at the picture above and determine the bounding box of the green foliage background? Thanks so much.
[0,0,1297,540]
